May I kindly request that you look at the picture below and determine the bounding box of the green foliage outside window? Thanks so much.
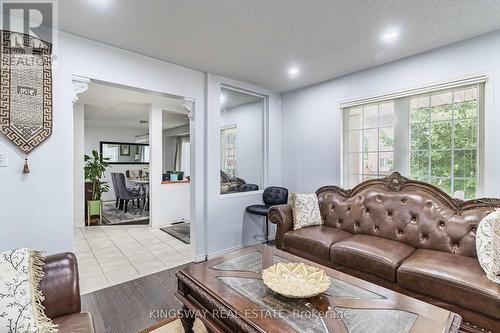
[409,100,477,198]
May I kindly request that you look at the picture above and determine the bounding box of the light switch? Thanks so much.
[0,152,8,167]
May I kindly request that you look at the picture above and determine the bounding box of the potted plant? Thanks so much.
[84,150,110,219]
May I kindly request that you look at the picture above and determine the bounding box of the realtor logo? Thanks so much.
[1,0,57,46]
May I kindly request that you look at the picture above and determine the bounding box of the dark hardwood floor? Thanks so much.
[82,263,190,333]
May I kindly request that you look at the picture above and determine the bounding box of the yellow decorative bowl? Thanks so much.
[262,262,331,298]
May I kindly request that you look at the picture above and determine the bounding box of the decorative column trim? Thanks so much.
[72,75,90,104]
[184,98,195,120]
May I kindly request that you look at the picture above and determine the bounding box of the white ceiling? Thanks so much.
[79,82,189,130]
[59,1,500,92]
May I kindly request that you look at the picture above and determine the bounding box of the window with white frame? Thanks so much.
[343,82,483,199]
[345,101,395,187]
[409,86,479,197]
[221,125,237,178]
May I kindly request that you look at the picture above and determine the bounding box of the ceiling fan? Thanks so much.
[135,119,149,142]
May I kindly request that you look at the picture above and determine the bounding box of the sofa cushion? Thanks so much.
[330,235,415,281]
[291,192,323,230]
[284,226,352,261]
[53,312,95,333]
[0,249,58,333]
[398,249,500,319]
[476,210,500,284]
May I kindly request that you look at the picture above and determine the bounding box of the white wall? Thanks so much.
[282,30,500,196]
[221,101,264,187]
[163,136,176,172]
[73,104,85,228]
[0,31,207,255]
[206,75,283,257]
[1,30,282,258]
[150,106,191,228]
[84,125,149,202]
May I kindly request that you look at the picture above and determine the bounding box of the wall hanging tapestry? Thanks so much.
[0,30,53,172]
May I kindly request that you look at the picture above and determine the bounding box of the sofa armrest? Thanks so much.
[40,252,81,319]
[269,204,294,249]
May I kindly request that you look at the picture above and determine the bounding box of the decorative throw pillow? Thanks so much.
[0,248,58,332]
[476,210,500,284]
[291,192,323,230]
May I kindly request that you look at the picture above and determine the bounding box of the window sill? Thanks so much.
[220,190,264,199]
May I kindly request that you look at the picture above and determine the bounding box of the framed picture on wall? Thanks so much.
[120,144,130,156]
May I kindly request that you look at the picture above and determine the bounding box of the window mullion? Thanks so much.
[394,97,409,175]
[427,95,432,182]
[361,106,365,181]
[477,83,484,197]
[450,90,456,195]
[377,104,380,177]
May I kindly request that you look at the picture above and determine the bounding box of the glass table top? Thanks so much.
[216,276,410,333]
[335,307,417,333]
[211,251,384,300]
[218,276,329,333]
[211,251,263,272]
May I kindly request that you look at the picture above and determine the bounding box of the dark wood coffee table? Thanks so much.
[175,244,461,333]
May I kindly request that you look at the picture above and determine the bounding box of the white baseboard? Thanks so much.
[194,254,207,263]
[205,239,267,261]
[193,238,276,263]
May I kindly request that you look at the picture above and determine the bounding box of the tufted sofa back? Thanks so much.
[317,173,500,258]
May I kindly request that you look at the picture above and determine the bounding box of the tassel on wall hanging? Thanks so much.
[0,30,53,173]
[23,158,30,174]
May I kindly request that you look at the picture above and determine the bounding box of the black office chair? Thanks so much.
[246,186,288,243]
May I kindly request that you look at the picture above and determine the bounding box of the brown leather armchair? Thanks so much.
[40,252,95,333]
[269,173,500,332]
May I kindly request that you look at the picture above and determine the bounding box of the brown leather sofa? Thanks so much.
[40,252,95,333]
[269,173,500,332]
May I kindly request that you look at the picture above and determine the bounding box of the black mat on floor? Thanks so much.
[160,222,190,244]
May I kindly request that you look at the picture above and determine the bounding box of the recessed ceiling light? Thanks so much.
[88,0,113,9]
[381,28,400,44]
[288,66,300,78]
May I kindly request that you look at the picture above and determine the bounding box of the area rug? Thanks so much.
[138,317,206,333]
[160,222,190,244]
[102,201,149,225]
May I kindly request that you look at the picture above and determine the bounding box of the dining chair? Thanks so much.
[114,173,146,213]
[110,173,120,208]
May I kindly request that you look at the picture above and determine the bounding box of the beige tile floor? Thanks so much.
[74,225,193,295]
